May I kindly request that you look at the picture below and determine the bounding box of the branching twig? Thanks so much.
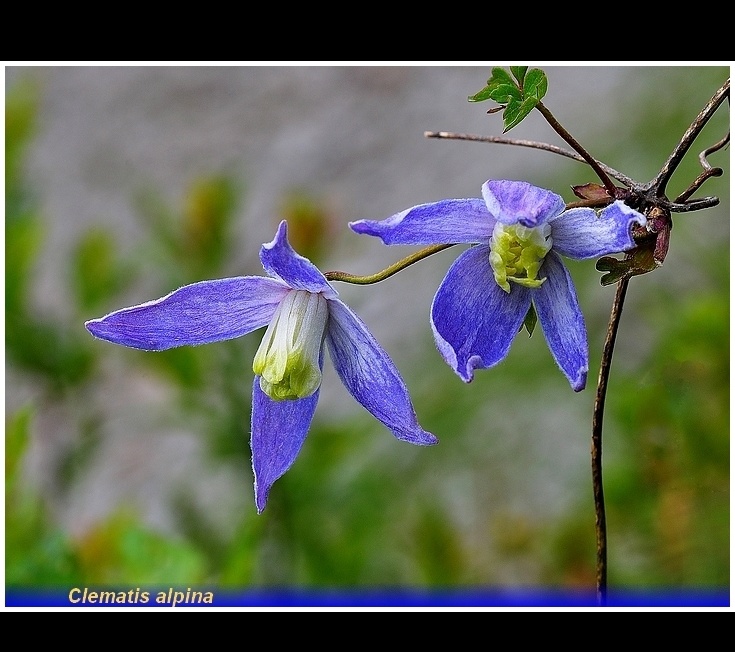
[428,75,728,607]
[535,101,619,197]
[645,78,730,197]
[589,78,728,606]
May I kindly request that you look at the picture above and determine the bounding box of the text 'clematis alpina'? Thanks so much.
[85,220,437,512]
[350,180,646,392]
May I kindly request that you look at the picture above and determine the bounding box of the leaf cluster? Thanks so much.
[469,66,548,132]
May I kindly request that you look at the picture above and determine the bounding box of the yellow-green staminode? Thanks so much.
[489,222,553,293]
[252,289,329,401]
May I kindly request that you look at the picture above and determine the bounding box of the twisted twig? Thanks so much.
[675,133,729,204]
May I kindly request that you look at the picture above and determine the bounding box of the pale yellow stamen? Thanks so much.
[489,222,552,293]
[252,290,329,400]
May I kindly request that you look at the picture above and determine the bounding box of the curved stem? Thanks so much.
[592,277,629,607]
[324,244,454,285]
[674,132,729,203]
[672,196,720,212]
[535,101,619,197]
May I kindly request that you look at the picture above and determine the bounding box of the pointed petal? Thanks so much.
[349,198,493,245]
[260,220,337,298]
[533,251,588,391]
[325,299,437,446]
[482,179,565,227]
[550,201,646,259]
[85,276,289,351]
[251,376,320,513]
[430,244,532,382]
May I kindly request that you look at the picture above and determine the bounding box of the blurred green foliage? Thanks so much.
[134,175,240,288]
[5,67,729,598]
[5,80,95,390]
[607,292,729,586]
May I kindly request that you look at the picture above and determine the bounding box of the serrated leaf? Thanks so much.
[596,241,658,286]
[523,68,548,101]
[486,67,515,86]
[468,86,496,103]
[596,256,628,286]
[503,96,538,132]
[510,67,528,84]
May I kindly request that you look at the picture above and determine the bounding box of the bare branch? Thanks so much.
[646,78,730,197]
[424,131,636,187]
[535,102,619,197]
[700,132,730,169]
[675,133,729,203]
[670,196,720,212]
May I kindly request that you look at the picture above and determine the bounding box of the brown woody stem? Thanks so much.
[592,277,629,606]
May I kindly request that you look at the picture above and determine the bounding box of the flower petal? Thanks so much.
[85,276,289,351]
[431,244,532,382]
[349,199,493,245]
[550,200,646,260]
[533,251,588,391]
[251,375,320,513]
[260,220,337,298]
[482,179,566,227]
[325,298,437,446]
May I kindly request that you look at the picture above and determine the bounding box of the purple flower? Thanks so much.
[85,220,437,512]
[350,180,646,392]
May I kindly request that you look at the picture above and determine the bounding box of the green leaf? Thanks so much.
[487,67,514,86]
[469,67,546,129]
[596,235,659,286]
[510,66,528,84]
[523,68,548,101]
[522,304,537,337]
[489,83,522,104]
[469,68,520,104]
[503,96,538,132]
[468,86,496,103]
[595,256,626,286]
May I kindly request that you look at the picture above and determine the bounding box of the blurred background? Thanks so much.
[5,64,729,601]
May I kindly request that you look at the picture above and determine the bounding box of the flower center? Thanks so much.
[252,289,329,401]
[489,222,552,293]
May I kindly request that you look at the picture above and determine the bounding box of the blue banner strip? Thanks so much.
[5,587,729,608]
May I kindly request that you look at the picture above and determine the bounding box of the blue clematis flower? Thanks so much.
[350,179,646,392]
[85,220,437,512]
